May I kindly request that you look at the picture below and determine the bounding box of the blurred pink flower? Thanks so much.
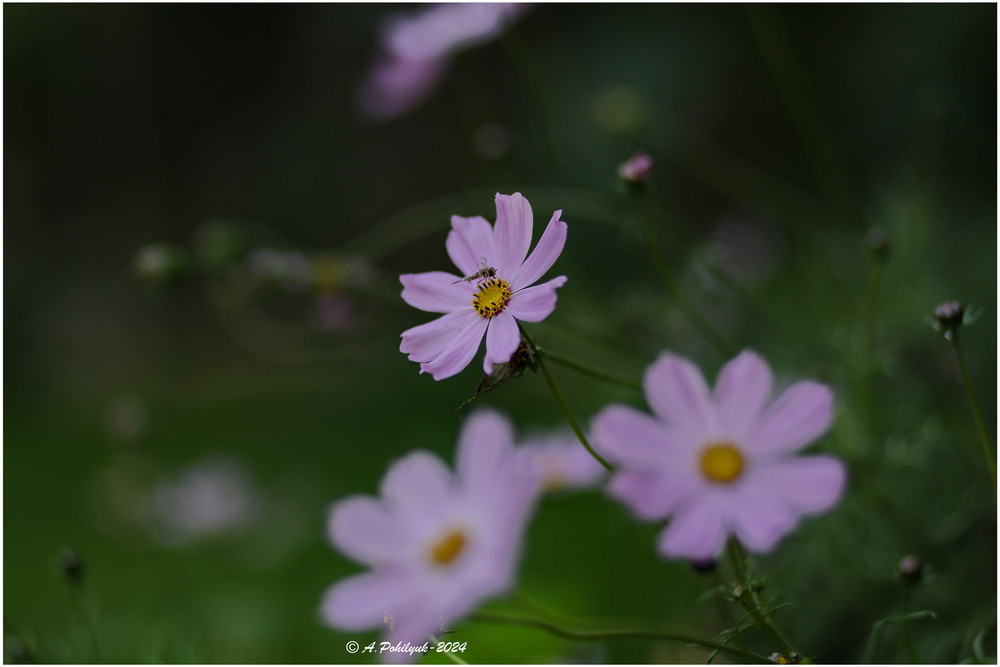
[400,192,568,381]
[592,350,846,561]
[357,4,528,120]
[321,410,538,660]
[517,430,607,493]
[617,151,654,184]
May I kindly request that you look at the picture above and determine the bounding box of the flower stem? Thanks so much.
[541,352,643,392]
[471,612,771,663]
[725,541,798,660]
[950,332,996,491]
[902,587,918,663]
[632,194,733,358]
[520,325,614,472]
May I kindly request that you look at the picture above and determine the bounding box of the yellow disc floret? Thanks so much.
[699,442,744,484]
[429,529,467,566]
[472,277,512,319]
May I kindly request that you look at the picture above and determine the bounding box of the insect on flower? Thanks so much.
[451,257,497,285]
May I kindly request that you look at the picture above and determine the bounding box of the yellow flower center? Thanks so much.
[472,278,512,318]
[429,529,467,567]
[700,442,744,483]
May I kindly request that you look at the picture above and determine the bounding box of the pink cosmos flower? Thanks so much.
[517,430,608,493]
[358,4,528,120]
[399,192,568,381]
[321,410,538,661]
[591,350,846,562]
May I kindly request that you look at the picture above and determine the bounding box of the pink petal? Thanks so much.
[591,404,674,466]
[727,483,799,554]
[320,571,410,631]
[714,350,773,432]
[447,215,496,277]
[608,470,697,521]
[482,311,520,372]
[379,452,453,516]
[644,353,714,432]
[492,193,533,277]
[400,272,474,313]
[400,309,479,363]
[657,496,728,561]
[456,409,516,494]
[754,455,847,514]
[747,381,834,454]
[510,210,567,291]
[327,496,403,566]
[505,276,567,322]
[419,315,489,380]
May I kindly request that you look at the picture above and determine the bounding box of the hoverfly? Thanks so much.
[452,257,497,285]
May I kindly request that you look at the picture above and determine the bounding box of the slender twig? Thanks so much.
[950,333,996,490]
[633,195,732,358]
[862,610,937,664]
[520,326,614,471]
[472,612,771,663]
[542,352,642,392]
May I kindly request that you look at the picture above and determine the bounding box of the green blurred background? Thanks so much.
[4,3,996,663]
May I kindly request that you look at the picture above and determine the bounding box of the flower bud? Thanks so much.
[59,549,84,585]
[866,226,890,261]
[618,151,654,186]
[897,554,923,586]
[933,301,965,331]
[134,243,190,285]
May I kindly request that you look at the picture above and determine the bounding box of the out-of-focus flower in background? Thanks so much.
[592,350,846,561]
[517,430,607,493]
[400,192,568,380]
[321,410,539,661]
[617,151,654,186]
[357,3,528,120]
[151,458,259,547]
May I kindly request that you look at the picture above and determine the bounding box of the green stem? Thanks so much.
[633,195,732,358]
[950,333,996,490]
[472,612,771,663]
[542,352,642,392]
[726,541,797,660]
[520,326,614,472]
[430,636,470,665]
[902,587,918,663]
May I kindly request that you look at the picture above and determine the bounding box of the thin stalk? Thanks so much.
[902,587,918,663]
[542,352,642,392]
[726,541,797,660]
[472,612,771,663]
[950,333,996,490]
[520,325,614,471]
[633,195,732,358]
[430,636,470,665]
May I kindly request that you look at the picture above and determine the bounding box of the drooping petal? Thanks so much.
[400,309,478,363]
[657,496,728,561]
[644,353,714,432]
[320,571,411,631]
[456,409,516,494]
[608,470,697,521]
[419,315,489,380]
[505,276,567,322]
[714,350,773,432]
[492,193,533,277]
[447,215,495,276]
[747,381,834,454]
[380,451,454,517]
[510,210,567,290]
[753,455,847,515]
[591,404,674,466]
[327,496,403,566]
[482,311,520,372]
[400,272,475,313]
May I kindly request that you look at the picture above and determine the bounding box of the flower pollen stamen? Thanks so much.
[429,529,467,566]
[472,277,512,319]
[700,442,744,483]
